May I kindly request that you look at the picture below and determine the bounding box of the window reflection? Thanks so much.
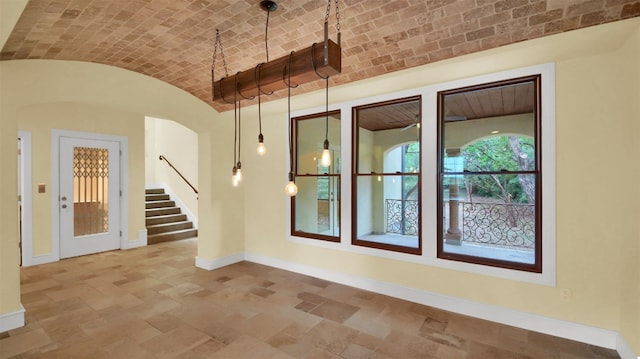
[292,111,341,241]
[353,96,422,254]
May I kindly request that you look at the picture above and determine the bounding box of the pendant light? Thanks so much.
[320,76,331,167]
[256,63,266,156]
[319,1,338,168]
[310,8,334,170]
[235,99,243,182]
[211,0,341,105]
[256,1,276,157]
[232,73,239,186]
[284,51,298,196]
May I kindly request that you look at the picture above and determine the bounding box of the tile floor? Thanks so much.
[1,238,619,358]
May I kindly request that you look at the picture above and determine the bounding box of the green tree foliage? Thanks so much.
[462,136,534,203]
[403,142,420,200]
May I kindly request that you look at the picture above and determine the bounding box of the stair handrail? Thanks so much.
[158,155,198,196]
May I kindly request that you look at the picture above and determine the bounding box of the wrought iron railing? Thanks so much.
[385,199,419,236]
[384,199,535,249]
[459,201,535,249]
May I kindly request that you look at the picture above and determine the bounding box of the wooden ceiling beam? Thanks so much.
[212,39,341,103]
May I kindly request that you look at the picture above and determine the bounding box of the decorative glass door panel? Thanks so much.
[73,146,110,237]
[60,137,120,259]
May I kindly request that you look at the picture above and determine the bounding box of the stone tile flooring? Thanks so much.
[1,238,620,358]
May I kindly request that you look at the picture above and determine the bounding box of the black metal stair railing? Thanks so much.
[158,155,198,198]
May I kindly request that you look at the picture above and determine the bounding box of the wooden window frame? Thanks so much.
[351,96,423,255]
[436,75,543,272]
[290,110,341,243]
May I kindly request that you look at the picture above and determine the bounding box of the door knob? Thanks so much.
[61,204,67,209]
[61,196,67,201]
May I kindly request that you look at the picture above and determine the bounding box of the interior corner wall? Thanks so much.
[0,0,27,321]
[0,92,21,317]
[617,21,640,354]
[240,18,640,354]
[196,110,245,262]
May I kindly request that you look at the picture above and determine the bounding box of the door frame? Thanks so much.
[18,131,33,266]
[50,129,129,262]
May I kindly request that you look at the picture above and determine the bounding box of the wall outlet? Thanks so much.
[560,288,572,302]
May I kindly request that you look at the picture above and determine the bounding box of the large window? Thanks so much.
[288,64,554,283]
[352,97,422,254]
[437,76,542,272]
[291,111,341,241]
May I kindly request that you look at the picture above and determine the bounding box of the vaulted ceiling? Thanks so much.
[2,0,638,112]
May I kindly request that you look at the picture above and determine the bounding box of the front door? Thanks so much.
[59,137,120,258]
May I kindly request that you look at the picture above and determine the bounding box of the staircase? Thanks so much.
[145,188,197,244]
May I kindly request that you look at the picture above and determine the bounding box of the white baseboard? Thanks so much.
[23,252,58,267]
[195,253,244,271]
[617,333,638,359]
[0,304,25,332]
[244,252,636,358]
[123,229,148,249]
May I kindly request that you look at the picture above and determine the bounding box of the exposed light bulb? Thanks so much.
[257,134,266,156]
[321,149,331,167]
[285,181,298,196]
[320,150,331,167]
[257,142,266,156]
[235,162,242,182]
[285,172,297,196]
[232,167,239,187]
[320,139,331,167]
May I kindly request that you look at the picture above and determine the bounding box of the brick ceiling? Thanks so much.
[2,0,639,112]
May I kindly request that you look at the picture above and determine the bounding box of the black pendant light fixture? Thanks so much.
[256,1,277,157]
[256,64,266,156]
[284,51,298,196]
[210,1,343,195]
[211,1,341,104]
[232,73,240,186]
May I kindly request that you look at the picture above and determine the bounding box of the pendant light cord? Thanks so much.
[287,51,294,176]
[265,9,270,62]
[233,73,238,167]
[311,42,331,150]
[325,76,329,142]
[238,98,241,163]
[257,64,263,137]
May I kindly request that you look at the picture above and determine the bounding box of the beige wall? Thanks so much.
[0,81,20,317]
[612,19,639,353]
[242,18,640,353]
[0,10,638,355]
[0,0,26,318]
